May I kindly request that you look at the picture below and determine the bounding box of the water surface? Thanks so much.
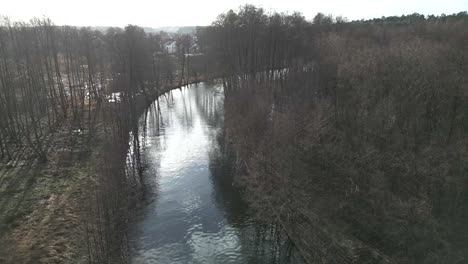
[129,82,304,264]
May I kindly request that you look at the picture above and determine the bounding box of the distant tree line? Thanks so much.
[353,11,468,24]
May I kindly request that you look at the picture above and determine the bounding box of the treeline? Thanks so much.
[312,11,468,25]
[0,18,202,162]
[354,11,468,24]
[203,5,468,263]
[197,5,313,79]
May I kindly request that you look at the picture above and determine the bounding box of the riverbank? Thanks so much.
[0,78,207,263]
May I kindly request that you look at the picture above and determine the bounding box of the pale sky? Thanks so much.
[2,0,467,27]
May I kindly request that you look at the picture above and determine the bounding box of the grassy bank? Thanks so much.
[0,118,103,263]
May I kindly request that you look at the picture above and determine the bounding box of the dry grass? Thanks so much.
[0,120,102,263]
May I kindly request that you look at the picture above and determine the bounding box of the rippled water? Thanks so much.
[128,82,305,264]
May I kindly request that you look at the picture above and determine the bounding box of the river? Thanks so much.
[128,81,305,264]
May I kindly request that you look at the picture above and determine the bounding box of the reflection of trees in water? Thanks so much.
[131,86,196,207]
[200,85,305,264]
[192,82,224,129]
[127,98,165,252]
[178,87,195,131]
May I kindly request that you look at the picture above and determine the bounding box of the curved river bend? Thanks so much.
[128,82,305,264]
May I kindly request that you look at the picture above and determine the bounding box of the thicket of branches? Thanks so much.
[202,5,468,263]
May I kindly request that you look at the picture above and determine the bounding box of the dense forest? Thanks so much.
[198,6,468,264]
[0,5,467,264]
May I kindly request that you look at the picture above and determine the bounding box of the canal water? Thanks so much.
[128,82,305,264]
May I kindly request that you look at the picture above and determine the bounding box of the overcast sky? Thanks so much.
[2,0,467,27]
